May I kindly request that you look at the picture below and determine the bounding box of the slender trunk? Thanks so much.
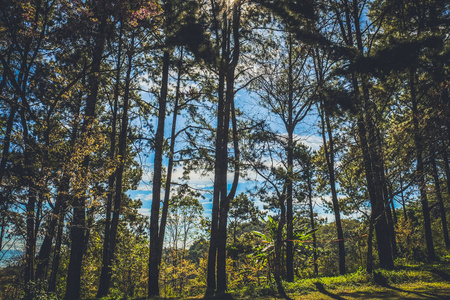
[206,13,227,295]
[366,216,374,273]
[48,183,68,292]
[97,32,133,298]
[35,197,62,281]
[0,104,17,184]
[20,105,36,300]
[345,0,394,269]
[148,49,170,298]
[286,34,294,283]
[410,69,437,261]
[356,112,393,269]
[217,3,241,292]
[158,47,184,265]
[65,6,107,298]
[441,139,450,198]
[275,194,287,298]
[49,100,80,293]
[400,174,407,220]
[389,185,397,225]
[97,25,122,297]
[320,102,345,275]
[382,177,397,258]
[0,216,5,253]
[307,168,318,275]
[431,153,450,248]
[216,61,232,295]
[25,188,36,300]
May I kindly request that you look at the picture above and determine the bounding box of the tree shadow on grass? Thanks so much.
[373,271,446,299]
[430,270,450,282]
[313,282,345,300]
[203,292,234,300]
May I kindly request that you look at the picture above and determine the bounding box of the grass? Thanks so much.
[228,261,450,299]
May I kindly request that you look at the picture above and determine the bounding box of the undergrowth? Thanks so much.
[230,260,450,299]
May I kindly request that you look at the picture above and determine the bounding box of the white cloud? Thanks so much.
[298,134,323,151]
[134,193,152,202]
[138,208,151,217]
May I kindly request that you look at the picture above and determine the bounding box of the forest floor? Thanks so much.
[223,260,450,300]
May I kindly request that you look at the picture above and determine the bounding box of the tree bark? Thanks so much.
[206,8,228,295]
[341,0,394,269]
[97,32,133,298]
[307,166,318,275]
[64,5,107,298]
[286,34,294,282]
[35,195,63,282]
[441,139,450,199]
[158,47,184,266]
[148,49,170,298]
[48,182,69,292]
[431,152,450,248]
[97,24,122,298]
[0,104,17,185]
[319,101,346,275]
[410,69,437,261]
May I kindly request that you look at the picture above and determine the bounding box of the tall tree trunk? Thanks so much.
[286,33,294,283]
[206,9,228,295]
[97,32,133,298]
[0,104,17,185]
[148,49,170,298]
[366,216,374,273]
[410,69,437,261]
[35,196,63,282]
[400,174,408,220]
[64,6,107,298]
[275,194,288,298]
[431,152,450,248]
[341,0,394,270]
[307,167,318,275]
[97,24,122,297]
[19,105,36,300]
[441,139,450,198]
[0,215,5,253]
[382,173,397,258]
[158,47,184,265]
[49,97,81,292]
[320,102,346,275]
[48,182,69,292]
[216,2,241,293]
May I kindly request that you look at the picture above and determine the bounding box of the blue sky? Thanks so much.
[128,85,337,222]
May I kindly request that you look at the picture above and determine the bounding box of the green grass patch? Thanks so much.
[230,261,450,299]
